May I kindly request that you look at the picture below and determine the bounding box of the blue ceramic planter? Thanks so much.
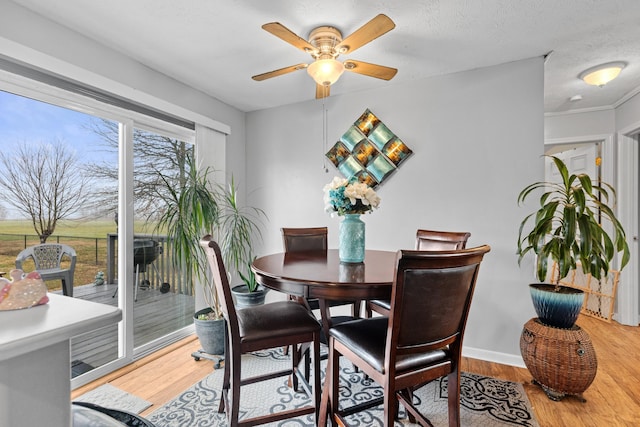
[529,283,584,329]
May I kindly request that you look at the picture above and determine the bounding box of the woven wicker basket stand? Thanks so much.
[520,317,597,401]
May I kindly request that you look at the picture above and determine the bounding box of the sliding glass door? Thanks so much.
[131,125,195,350]
[0,83,197,386]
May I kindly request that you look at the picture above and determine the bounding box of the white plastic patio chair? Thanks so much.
[16,243,77,297]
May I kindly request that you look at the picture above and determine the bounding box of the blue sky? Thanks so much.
[0,90,107,162]
[0,90,118,219]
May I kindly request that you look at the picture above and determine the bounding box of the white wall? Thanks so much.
[616,92,640,131]
[246,57,544,363]
[545,109,615,140]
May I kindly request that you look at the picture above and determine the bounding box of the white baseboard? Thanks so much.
[462,346,526,369]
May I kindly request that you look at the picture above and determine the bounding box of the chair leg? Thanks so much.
[67,271,74,297]
[312,334,321,423]
[218,332,231,414]
[218,349,230,414]
[229,351,241,424]
[364,302,373,318]
[447,371,461,427]
[383,383,397,427]
[304,345,312,384]
[327,339,340,427]
[61,272,73,297]
[398,388,416,423]
[291,342,300,391]
[351,300,362,317]
[61,279,70,297]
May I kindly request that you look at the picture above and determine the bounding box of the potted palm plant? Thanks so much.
[517,155,630,329]
[155,158,265,355]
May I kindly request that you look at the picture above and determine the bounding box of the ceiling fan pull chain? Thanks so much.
[322,101,329,172]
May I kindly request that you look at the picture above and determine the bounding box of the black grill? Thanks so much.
[133,239,161,273]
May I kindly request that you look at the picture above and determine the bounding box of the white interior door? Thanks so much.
[545,144,598,183]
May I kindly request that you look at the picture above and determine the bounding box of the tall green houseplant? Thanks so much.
[155,158,265,320]
[516,155,630,328]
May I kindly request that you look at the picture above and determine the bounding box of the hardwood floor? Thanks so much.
[71,314,640,426]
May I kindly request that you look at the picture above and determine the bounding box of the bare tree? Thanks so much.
[84,119,193,220]
[0,141,90,242]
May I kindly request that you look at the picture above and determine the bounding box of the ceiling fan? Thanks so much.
[252,14,397,99]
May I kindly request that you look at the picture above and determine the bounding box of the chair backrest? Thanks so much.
[16,243,77,271]
[385,245,490,367]
[281,227,328,253]
[415,229,471,251]
[200,235,241,340]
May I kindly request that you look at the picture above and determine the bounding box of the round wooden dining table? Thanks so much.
[252,249,397,334]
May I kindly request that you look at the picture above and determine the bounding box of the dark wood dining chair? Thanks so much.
[200,235,322,426]
[322,245,491,427]
[365,229,471,318]
[281,227,362,320]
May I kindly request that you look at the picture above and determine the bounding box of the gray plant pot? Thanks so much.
[193,307,226,355]
[231,284,267,309]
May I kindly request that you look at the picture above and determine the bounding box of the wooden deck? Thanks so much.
[65,282,194,374]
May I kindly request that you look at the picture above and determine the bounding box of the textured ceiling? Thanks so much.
[8,0,640,113]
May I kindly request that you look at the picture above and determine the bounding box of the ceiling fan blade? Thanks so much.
[262,22,317,53]
[344,60,397,80]
[252,64,308,81]
[336,14,395,55]
[316,84,330,99]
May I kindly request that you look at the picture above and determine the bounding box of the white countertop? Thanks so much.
[0,293,122,361]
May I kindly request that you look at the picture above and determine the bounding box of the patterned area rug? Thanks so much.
[74,383,153,414]
[148,349,538,426]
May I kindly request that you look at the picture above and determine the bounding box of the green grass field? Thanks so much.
[0,218,160,237]
[0,219,161,291]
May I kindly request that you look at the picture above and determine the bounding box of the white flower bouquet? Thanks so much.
[323,176,381,216]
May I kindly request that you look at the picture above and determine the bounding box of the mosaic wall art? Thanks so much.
[325,109,412,187]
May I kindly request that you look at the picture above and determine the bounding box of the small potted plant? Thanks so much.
[231,257,267,308]
[516,155,630,328]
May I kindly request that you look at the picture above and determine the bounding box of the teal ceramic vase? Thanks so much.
[339,214,365,263]
[529,283,585,329]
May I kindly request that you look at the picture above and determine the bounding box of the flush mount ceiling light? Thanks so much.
[579,61,626,87]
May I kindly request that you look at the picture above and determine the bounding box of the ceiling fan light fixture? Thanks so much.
[579,61,626,87]
[307,58,345,86]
